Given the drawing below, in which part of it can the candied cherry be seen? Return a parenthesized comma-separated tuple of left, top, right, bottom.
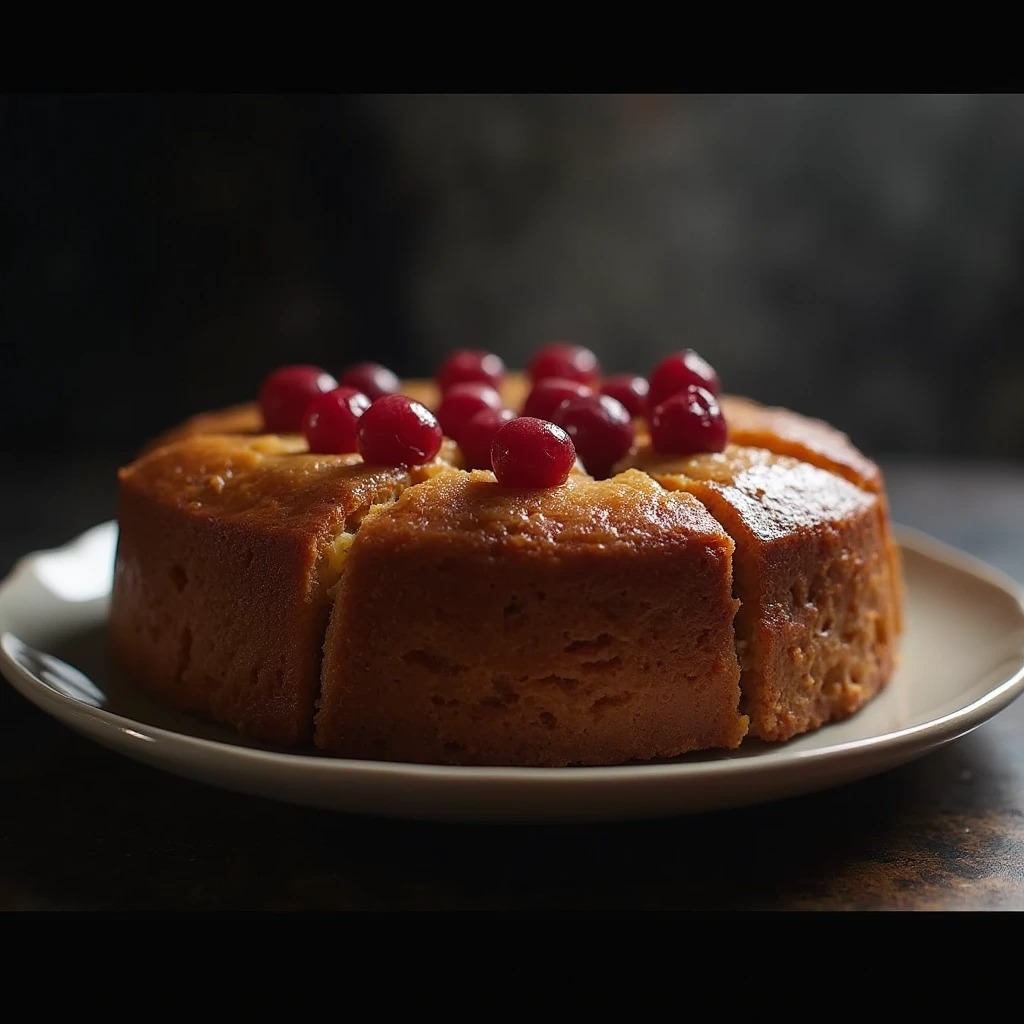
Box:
(340, 360, 401, 401)
(522, 377, 594, 421)
(527, 342, 601, 386)
(259, 364, 339, 433)
(436, 348, 506, 392)
(599, 374, 649, 419)
(435, 381, 505, 442)
(491, 416, 576, 488)
(649, 384, 728, 455)
(551, 393, 635, 480)
(357, 394, 443, 467)
(646, 349, 722, 410)
(458, 406, 516, 470)
(302, 386, 372, 454)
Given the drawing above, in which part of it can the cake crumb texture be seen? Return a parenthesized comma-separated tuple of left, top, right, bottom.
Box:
(315, 469, 746, 766)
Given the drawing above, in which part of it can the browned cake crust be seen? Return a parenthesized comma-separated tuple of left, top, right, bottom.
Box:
(316, 469, 745, 766)
(111, 374, 905, 765)
(111, 434, 446, 745)
(718, 395, 883, 493)
(717, 393, 906, 637)
(618, 445, 900, 741)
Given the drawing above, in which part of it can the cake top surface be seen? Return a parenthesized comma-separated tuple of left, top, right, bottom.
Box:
(719, 394, 881, 493)
(119, 433, 451, 533)
(619, 444, 877, 541)
(143, 376, 878, 497)
(126, 350, 884, 552)
(355, 466, 734, 556)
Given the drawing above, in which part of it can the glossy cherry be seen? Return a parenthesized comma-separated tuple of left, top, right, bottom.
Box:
(434, 381, 505, 442)
(599, 374, 650, 419)
(302, 386, 372, 454)
(258, 364, 339, 433)
(527, 342, 601, 386)
(490, 416, 576, 488)
(356, 394, 443, 467)
(646, 349, 722, 410)
(551, 393, 635, 479)
(522, 377, 594, 421)
(649, 385, 728, 455)
(340, 361, 401, 402)
(458, 406, 516, 470)
(436, 348, 506, 392)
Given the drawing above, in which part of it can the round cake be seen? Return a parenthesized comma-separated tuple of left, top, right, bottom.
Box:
(109, 348, 904, 766)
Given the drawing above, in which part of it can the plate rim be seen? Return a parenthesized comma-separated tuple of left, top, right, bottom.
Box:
(2, 519, 1023, 819)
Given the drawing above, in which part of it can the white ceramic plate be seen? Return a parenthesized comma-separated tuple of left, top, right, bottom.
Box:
(2, 521, 1023, 824)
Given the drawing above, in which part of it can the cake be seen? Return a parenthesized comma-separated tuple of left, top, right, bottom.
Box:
(109, 347, 904, 766)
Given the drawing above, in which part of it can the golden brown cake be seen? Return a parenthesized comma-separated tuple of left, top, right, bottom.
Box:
(111, 433, 454, 746)
(718, 394, 906, 636)
(110, 364, 905, 765)
(316, 468, 746, 766)
(615, 445, 899, 741)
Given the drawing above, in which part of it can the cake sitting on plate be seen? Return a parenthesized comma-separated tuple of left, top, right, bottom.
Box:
(109, 344, 903, 766)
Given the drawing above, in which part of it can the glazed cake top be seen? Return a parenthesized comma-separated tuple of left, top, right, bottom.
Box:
(719, 394, 881, 494)
(143, 374, 880, 499)
(618, 444, 877, 543)
(355, 466, 735, 557)
(119, 433, 436, 537)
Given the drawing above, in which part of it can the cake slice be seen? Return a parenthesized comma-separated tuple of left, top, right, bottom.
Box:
(720, 393, 905, 633)
(619, 444, 900, 742)
(110, 433, 452, 746)
(315, 467, 746, 766)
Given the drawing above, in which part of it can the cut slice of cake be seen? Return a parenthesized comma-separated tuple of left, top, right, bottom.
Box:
(110, 433, 453, 746)
(619, 444, 900, 742)
(720, 393, 905, 634)
(315, 467, 747, 766)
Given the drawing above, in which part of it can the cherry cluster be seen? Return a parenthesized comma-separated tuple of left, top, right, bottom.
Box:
(257, 343, 727, 488)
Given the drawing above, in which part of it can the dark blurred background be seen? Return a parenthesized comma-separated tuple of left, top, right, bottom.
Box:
(4, 93, 1024, 466)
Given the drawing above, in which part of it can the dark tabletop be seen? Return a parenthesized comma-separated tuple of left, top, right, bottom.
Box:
(2, 452, 1023, 912)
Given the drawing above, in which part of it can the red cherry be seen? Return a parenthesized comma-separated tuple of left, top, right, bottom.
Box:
(522, 377, 594, 421)
(434, 381, 505, 442)
(436, 348, 506, 392)
(258, 364, 339, 433)
(458, 406, 516, 470)
(647, 349, 721, 410)
(550, 393, 635, 480)
(302, 386, 372, 454)
(356, 394, 443, 467)
(649, 385, 728, 455)
(527, 342, 601, 386)
(340, 361, 401, 401)
(491, 416, 576, 488)
(599, 374, 650, 419)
